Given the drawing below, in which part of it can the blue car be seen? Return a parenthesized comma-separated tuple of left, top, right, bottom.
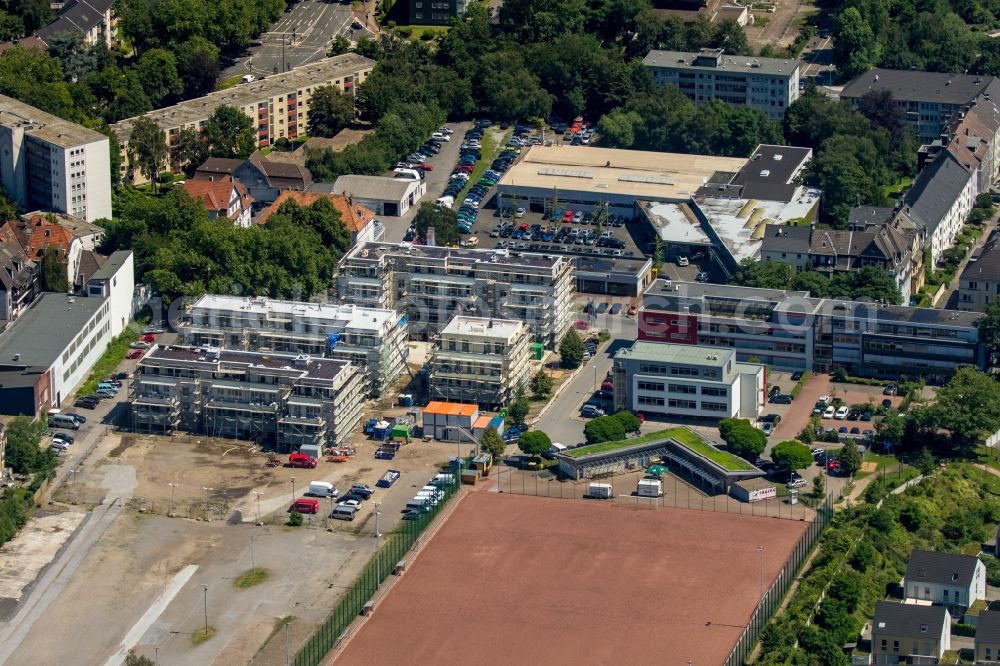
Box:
(542, 230, 554, 241)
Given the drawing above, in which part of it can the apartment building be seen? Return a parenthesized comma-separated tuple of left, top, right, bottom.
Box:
(179, 294, 408, 398)
(181, 176, 254, 227)
(612, 342, 764, 420)
(429, 316, 531, 408)
(338, 243, 576, 348)
(111, 54, 376, 184)
(0, 95, 112, 223)
(841, 69, 999, 143)
(904, 550, 987, 614)
(639, 279, 984, 382)
(871, 601, 951, 665)
(36, 0, 117, 48)
(642, 48, 800, 119)
(408, 0, 468, 25)
(958, 234, 1000, 312)
(129, 345, 364, 450)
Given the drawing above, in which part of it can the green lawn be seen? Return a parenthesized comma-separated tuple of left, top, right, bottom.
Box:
(855, 452, 897, 479)
(882, 176, 913, 201)
(454, 130, 505, 210)
(566, 427, 755, 471)
(217, 75, 244, 91)
(75, 323, 143, 398)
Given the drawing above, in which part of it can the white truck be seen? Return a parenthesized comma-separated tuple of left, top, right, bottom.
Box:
(587, 483, 613, 499)
(637, 478, 663, 498)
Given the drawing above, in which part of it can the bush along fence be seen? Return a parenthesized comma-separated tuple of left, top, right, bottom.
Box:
(723, 493, 835, 666)
(292, 476, 462, 666)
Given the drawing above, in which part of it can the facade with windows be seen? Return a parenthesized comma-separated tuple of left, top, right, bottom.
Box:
(338, 243, 575, 349)
(429, 316, 531, 408)
(0, 95, 112, 223)
(643, 49, 800, 119)
(904, 550, 986, 615)
(111, 54, 375, 184)
(958, 235, 1000, 312)
(179, 294, 408, 398)
(975, 610, 1000, 664)
(129, 345, 364, 449)
(408, 0, 468, 25)
(871, 601, 950, 665)
(612, 342, 764, 420)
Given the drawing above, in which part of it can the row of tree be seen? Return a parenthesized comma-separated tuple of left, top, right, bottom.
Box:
(729, 261, 904, 304)
(0, 0, 50, 41)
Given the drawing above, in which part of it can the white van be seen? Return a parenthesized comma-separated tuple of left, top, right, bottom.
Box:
(393, 168, 421, 181)
(406, 497, 429, 510)
(241, 74, 256, 84)
(330, 505, 357, 521)
(50, 413, 80, 430)
(306, 481, 339, 498)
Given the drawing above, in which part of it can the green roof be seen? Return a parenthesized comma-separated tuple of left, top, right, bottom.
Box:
(565, 427, 755, 472)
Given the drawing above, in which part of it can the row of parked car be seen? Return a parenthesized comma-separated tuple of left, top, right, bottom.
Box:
(72, 371, 128, 410)
(444, 122, 526, 233)
(545, 209, 629, 228)
(402, 473, 455, 520)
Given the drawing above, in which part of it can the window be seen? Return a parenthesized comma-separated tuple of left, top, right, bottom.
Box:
(943, 589, 949, 600)
(701, 387, 727, 397)
(637, 381, 664, 392)
(701, 402, 728, 412)
(668, 399, 697, 409)
(638, 395, 665, 406)
(668, 384, 696, 394)
(986, 647, 992, 660)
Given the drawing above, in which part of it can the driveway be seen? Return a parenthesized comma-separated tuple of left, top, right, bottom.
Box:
(767, 373, 828, 448)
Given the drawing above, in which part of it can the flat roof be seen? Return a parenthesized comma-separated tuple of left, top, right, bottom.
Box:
(640, 201, 712, 245)
(732, 145, 812, 202)
(615, 341, 733, 368)
(145, 345, 351, 380)
(563, 427, 758, 473)
(110, 54, 375, 142)
(0, 94, 107, 148)
(345, 242, 568, 271)
(841, 68, 995, 105)
(441, 315, 524, 340)
(643, 48, 799, 76)
(188, 294, 399, 332)
(331, 174, 417, 200)
(498, 145, 746, 201)
(423, 401, 478, 417)
(0, 293, 104, 368)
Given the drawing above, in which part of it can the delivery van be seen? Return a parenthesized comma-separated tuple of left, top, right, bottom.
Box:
(306, 481, 339, 498)
(288, 498, 319, 514)
(50, 413, 80, 430)
(330, 505, 358, 521)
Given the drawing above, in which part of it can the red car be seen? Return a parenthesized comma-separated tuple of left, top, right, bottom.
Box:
(827, 458, 841, 472)
(459, 165, 474, 173)
(288, 498, 319, 514)
(141, 333, 156, 343)
(574, 320, 589, 331)
(126, 349, 146, 359)
(562, 210, 574, 223)
(601, 379, 614, 391)
(287, 453, 317, 469)
(419, 164, 434, 171)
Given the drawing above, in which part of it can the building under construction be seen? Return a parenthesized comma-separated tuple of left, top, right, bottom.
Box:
(128, 345, 364, 451)
(179, 294, 408, 398)
(337, 243, 575, 348)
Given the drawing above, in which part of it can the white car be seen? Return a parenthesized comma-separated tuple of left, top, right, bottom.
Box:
(816, 395, 831, 406)
(811, 448, 825, 457)
(787, 478, 807, 489)
(823, 406, 836, 419)
(677, 256, 689, 266)
(835, 406, 849, 420)
(431, 132, 450, 142)
(515, 207, 525, 218)
(437, 126, 454, 135)
(337, 499, 361, 509)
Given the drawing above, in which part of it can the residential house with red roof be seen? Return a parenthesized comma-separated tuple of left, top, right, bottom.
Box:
(182, 176, 254, 228)
(257, 191, 384, 243)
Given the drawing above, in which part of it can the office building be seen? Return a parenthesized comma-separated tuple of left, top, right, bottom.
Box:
(958, 233, 1000, 312)
(429, 316, 531, 408)
(408, 0, 468, 25)
(179, 294, 408, 397)
(0, 95, 112, 223)
(129, 345, 364, 449)
(612, 342, 764, 420)
(338, 243, 576, 348)
(0, 250, 134, 415)
(840, 69, 1000, 143)
(111, 54, 376, 184)
(643, 48, 800, 119)
(639, 279, 984, 382)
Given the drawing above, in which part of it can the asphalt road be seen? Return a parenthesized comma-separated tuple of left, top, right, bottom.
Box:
(222, 0, 374, 80)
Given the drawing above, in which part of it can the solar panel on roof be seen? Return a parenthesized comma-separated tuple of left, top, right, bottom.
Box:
(537, 168, 594, 179)
(618, 174, 676, 185)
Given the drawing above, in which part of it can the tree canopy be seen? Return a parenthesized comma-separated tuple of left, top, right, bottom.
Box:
(584, 415, 626, 444)
(480, 427, 506, 459)
(306, 84, 356, 138)
(924, 367, 1000, 449)
(413, 202, 459, 246)
(518, 430, 552, 455)
(730, 260, 903, 304)
(719, 417, 767, 461)
(559, 329, 585, 369)
(771, 440, 813, 471)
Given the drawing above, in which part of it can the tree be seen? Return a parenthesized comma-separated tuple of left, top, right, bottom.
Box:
(518, 430, 552, 456)
(306, 84, 356, 137)
(529, 369, 553, 399)
(876, 410, 905, 446)
(412, 202, 459, 246)
(480, 426, 506, 459)
(172, 127, 208, 177)
(833, 7, 879, 79)
(612, 410, 641, 433)
(175, 37, 220, 97)
(39, 245, 68, 292)
(719, 418, 766, 461)
(559, 329, 584, 369)
(916, 447, 936, 476)
(4, 416, 51, 475)
(204, 105, 255, 159)
(812, 472, 825, 498)
(584, 415, 626, 444)
(124, 651, 155, 666)
(979, 302, 1000, 368)
(133, 48, 183, 105)
(928, 367, 1000, 450)
(771, 440, 813, 471)
(506, 394, 530, 425)
(126, 116, 167, 190)
(838, 442, 862, 476)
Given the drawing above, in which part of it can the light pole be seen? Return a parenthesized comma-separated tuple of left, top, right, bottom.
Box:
(374, 501, 382, 538)
(202, 487, 214, 520)
(201, 584, 209, 635)
(290, 477, 296, 501)
(155, 646, 159, 666)
(250, 535, 256, 577)
(757, 545, 765, 602)
(70, 467, 79, 504)
(168, 482, 178, 515)
(254, 491, 263, 524)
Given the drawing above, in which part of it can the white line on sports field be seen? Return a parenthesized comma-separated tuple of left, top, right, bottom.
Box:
(101, 564, 199, 666)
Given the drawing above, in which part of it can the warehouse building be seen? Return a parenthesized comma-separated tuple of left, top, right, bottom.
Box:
(429, 316, 531, 409)
(179, 294, 409, 397)
(129, 345, 364, 449)
(639, 279, 984, 381)
(338, 243, 575, 348)
(612, 342, 764, 420)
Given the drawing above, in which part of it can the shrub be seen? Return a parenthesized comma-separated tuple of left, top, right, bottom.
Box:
(420, 28, 436, 41)
(287, 511, 303, 527)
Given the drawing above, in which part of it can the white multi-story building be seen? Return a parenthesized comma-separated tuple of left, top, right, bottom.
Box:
(338, 243, 575, 349)
(0, 95, 112, 223)
(180, 295, 409, 398)
(643, 49, 800, 119)
(904, 550, 987, 614)
(129, 345, 364, 449)
(612, 342, 764, 420)
(429, 316, 531, 408)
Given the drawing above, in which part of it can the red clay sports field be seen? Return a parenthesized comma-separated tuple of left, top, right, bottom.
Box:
(333, 492, 808, 665)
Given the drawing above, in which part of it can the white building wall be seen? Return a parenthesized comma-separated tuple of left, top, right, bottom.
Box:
(79, 137, 112, 222)
(51, 300, 113, 405)
(929, 171, 976, 265)
(104, 252, 135, 336)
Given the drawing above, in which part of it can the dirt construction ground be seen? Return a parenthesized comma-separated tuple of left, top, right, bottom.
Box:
(334, 492, 808, 666)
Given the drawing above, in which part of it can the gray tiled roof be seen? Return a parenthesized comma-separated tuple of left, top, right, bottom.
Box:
(873, 601, 948, 640)
(760, 225, 810, 253)
(905, 549, 980, 588)
(961, 234, 1000, 282)
(977, 610, 1000, 643)
(841, 69, 995, 105)
(901, 153, 973, 237)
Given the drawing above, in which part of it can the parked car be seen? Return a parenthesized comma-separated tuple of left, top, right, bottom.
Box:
(609, 303, 622, 315)
(883, 383, 898, 396)
(129, 341, 150, 350)
(791, 371, 804, 381)
(823, 406, 836, 419)
(676, 256, 689, 266)
(835, 406, 849, 419)
(126, 349, 146, 359)
(288, 499, 319, 514)
(787, 477, 807, 489)
(769, 394, 792, 404)
(74, 397, 99, 409)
